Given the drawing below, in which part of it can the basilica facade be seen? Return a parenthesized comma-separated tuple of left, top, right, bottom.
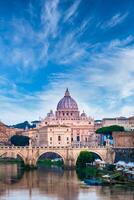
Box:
(34, 89, 98, 147)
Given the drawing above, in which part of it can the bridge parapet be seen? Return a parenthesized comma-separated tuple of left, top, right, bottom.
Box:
(0, 145, 108, 150)
(0, 145, 115, 168)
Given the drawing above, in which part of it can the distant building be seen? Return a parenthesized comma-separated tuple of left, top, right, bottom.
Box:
(21, 89, 134, 148)
(38, 125, 71, 147)
(0, 121, 16, 145)
(102, 116, 134, 131)
(112, 131, 134, 148)
(94, 120, 102, 146)
(128, 116, 134, 130)
(28, 89, 98, 147)
(94, 120, 102, 130)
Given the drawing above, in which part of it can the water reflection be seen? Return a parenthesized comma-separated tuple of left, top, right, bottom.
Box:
(0, 163, 133, 200)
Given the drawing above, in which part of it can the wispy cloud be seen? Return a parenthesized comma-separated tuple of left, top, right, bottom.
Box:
(0, 0, 133, 124)
(107, 35, 134, 49)
(100, 12, 128, 29)
(41, 0, 60, 38)
(64, 0, 81, 22)
(51, 31, 89, 64)
(80, 42, 134, 110)
(1, 37, 134, 124)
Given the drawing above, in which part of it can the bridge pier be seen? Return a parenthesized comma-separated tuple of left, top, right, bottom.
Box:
(64, 158, 76, 169)
(105, 147, 115, 164)
(24, 147, 38, 169)
(24, 158, 37, 169)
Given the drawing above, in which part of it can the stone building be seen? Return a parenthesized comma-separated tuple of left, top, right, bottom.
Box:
(0, 121, 16, 145)
(112, 131, 134, 148)
(102, 116, 134, 131)
(35, 89, 97, 147)
(128, 116, 134, 130)
(38, 125, 71, 147)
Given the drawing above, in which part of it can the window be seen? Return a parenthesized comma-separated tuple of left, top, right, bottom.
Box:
(77, 136, 80, 142)
(71, 137, 73, 142)
(50, 137, 52, 141)
(67, 137, 69, 141)
(58, 135, 61, 141)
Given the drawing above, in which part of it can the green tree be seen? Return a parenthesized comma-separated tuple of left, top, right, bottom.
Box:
(96, 125, 124, 135)
(10, 135, 30, 146)
(76, 151, 94, 168)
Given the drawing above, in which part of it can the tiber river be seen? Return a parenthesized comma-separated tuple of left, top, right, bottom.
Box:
(0, 163, 133, 200)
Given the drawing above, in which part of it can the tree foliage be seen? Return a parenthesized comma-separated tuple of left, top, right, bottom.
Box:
(76, 151, 94, 168)
(10, 135, 30, 146)
(96, 125, 124, 135)
(10, 121, 35, 130)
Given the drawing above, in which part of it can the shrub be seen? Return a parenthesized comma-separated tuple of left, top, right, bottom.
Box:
(10, 135, 30, 146)
(76, 151, 94, 168)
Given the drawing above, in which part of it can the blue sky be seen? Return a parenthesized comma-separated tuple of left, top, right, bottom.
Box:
(0, 0, 134, 124)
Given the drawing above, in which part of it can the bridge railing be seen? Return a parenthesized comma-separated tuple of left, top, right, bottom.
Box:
(0, 145, 108, 150)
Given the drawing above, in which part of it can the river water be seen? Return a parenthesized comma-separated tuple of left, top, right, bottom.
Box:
(0, 163, 133, 200)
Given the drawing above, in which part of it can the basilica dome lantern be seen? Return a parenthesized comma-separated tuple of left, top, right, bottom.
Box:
(56, 88, 80, 120)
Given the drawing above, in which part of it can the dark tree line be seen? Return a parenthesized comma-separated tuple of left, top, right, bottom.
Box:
(10, 135, 30, 146)
(96, 125, 124, 135)
(76, 151, 95, 168)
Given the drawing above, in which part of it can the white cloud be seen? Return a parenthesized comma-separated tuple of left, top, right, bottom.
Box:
(100, 12, 128, 29)
(1, 36, 134, 124)
(41, 0, 60, 38)
(51, 31, 88, 64)
(64, 0, 81, 22)
(108, 35, 134, 49)
(0, 1, 133, 124)
(120, 105, 134, 117)
(91, 49, 134, 94)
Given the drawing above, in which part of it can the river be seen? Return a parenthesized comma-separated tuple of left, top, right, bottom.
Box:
(0, 163, 133, 200)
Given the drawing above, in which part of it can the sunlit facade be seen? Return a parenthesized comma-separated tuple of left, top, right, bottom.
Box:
(0, 122, 16, 145)
(36, 89, 97, 147)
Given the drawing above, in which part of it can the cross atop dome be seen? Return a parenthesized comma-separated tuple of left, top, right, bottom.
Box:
(64, 88, 70, 96)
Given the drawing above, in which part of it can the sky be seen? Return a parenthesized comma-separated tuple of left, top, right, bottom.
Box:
(0, 0, 134, 124)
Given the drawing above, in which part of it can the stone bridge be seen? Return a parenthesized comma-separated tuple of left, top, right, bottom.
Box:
(0, 146, 115, 168)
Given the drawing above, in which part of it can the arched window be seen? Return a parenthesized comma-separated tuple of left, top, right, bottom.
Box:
(58, 135, 61, 141)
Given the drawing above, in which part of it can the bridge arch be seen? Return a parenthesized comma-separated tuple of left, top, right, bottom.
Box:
(0, 150, 26, 164)
(75, 150, 105, 166)
(17, 152, 26, 164)
(35, 151, 65, 166)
